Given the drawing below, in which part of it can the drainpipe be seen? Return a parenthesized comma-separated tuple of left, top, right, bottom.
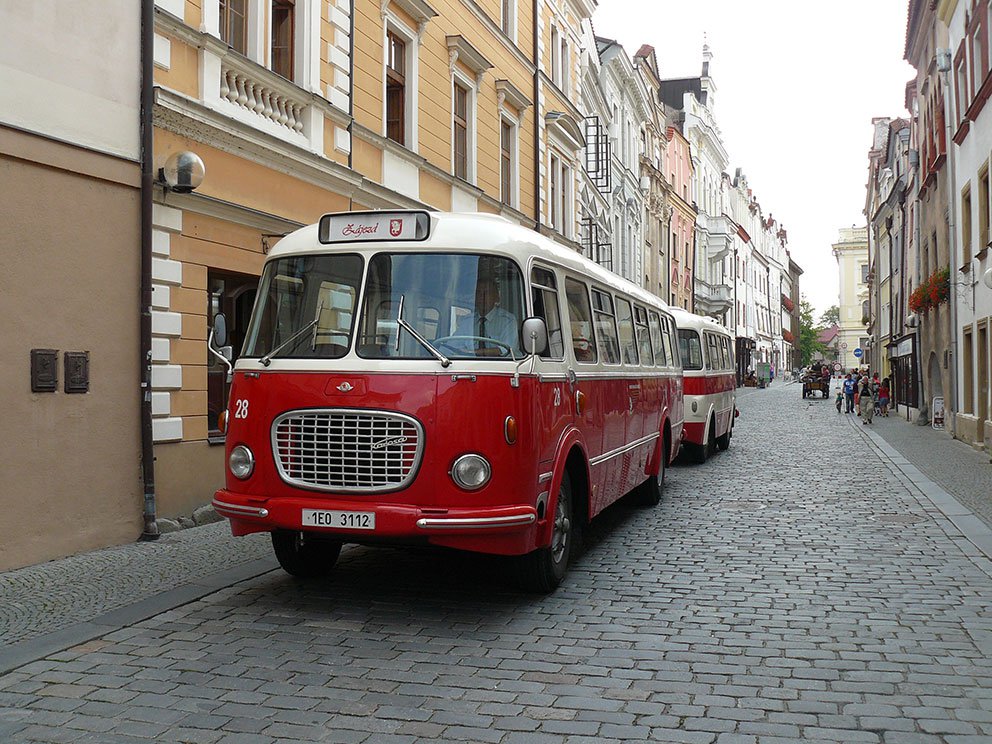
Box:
(532, 0, 541, 233)
(939, 57, 959, 437)
(139, 0, 158, 541)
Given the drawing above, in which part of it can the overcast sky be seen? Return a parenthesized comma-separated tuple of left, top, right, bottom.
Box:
(591, 0, 916, 318)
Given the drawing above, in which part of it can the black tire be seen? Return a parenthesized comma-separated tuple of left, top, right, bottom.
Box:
(271, 530, 342, 578)
(635, 441, 666, 507)
(690, 421, 714, 464)
(715, 421, 731, 451)
(517, 471, 574, 593)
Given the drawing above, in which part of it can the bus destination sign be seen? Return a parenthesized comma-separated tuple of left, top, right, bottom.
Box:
(318, 211, 431, 244)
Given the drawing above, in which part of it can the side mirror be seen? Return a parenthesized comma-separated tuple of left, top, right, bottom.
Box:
(211, 313, 228, 348)
(521, 317, 548, 357)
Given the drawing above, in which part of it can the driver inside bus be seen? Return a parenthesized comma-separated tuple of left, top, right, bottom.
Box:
(456, 276, 519, 355)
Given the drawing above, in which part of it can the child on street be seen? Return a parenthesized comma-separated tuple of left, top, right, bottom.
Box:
(836, 389, 843, 412)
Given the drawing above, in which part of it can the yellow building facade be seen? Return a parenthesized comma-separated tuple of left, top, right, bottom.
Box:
(149, 0, 593, 523)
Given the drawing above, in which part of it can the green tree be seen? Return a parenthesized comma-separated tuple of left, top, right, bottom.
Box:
(819, 305, 839, 326)
(799, 297, 825, 366)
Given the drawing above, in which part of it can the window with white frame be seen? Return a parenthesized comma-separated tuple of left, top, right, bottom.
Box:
(560, 35, 569, 93)
(549, 152, 572, 237)
(551, 25, 560, 86)
(215, 0, 313, 85)
(500, 116, 517, 207)
(501, 0, 515, 40)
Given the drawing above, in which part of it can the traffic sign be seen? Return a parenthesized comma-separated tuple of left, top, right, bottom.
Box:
(833, 363, 841, 371)
(841, 342, 848, 349)
(853, 348, 863, 358)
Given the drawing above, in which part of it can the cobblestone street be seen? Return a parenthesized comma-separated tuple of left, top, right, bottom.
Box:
(2, 382, 992, 743)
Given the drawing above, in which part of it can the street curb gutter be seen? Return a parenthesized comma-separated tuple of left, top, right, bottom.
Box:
(0, 557, 278, 677)
(851, 418, 992, 567)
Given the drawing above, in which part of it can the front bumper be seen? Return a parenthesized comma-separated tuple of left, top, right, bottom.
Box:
(213, 489, 538, 549)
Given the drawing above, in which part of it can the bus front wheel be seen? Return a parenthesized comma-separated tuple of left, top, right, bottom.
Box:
(271, 530, 342, 578)
(517, 471, 573, 593)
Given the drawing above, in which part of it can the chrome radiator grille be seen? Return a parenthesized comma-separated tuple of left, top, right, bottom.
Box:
(272, 409, 423, 492)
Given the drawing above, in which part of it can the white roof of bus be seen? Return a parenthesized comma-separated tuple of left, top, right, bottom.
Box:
(668, 306, 733, 337)
(268, 211, 671, 312)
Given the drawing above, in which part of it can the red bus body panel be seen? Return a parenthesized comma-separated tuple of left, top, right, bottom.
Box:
(215, 366, 682, 557)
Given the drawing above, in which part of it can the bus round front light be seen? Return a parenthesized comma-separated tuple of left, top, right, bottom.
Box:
(229, 445, 255, 480)
(450, 454, 491, 490)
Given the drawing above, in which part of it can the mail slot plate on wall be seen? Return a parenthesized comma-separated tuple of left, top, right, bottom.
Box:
(64, 351, 90, 394)
(31, 349, 58, 392)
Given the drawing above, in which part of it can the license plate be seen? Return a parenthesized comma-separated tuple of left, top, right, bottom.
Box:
(302, 509, 375, 530)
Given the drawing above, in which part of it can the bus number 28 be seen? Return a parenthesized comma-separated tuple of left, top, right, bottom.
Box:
(234, 399, 249, 419)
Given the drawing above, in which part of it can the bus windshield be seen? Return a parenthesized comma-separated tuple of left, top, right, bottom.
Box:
(242, 254, 364, 360)
(357, 253, 524, 360)
(677, 329, 703, 370)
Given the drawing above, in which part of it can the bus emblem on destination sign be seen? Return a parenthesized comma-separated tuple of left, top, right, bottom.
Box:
(372, 436, 408, 450)
(390, 219, 403, 236)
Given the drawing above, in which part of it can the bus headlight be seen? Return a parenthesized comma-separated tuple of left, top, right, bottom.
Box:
(450, 454, 491, 491)
(229, 445, 255, 480)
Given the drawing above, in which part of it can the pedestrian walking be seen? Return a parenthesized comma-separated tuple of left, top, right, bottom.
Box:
(835, 388, 844, 412)
(842, 373, 856, 413)
(859, 375, 875, 424)
(878, 378, 891, 417)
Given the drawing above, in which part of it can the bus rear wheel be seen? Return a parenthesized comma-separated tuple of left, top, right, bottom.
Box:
(635, 449, 666, 507)
(716, 422, 732, 451)
(517, 471, 573, 593)
(271, 530, 342, 578)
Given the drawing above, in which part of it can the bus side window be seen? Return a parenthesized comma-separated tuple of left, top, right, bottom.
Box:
(615, 297, 639, 365)
(724, 337, 734, 370)
(564, 278, 597, 363)
(664, 316, 679, 370)
(648, 311, 667, 367)
(531, 266, 565, 358)
(591, 289, 621, 365)
(706, 333, 721, 371)
(634, 306, 653, 366)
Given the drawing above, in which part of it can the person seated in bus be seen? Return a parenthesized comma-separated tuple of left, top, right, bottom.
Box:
(455, 276, 520, 355)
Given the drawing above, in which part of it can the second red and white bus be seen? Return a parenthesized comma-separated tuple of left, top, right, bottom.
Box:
(670, 308, 737, 463)
(211, 210, 683, 591)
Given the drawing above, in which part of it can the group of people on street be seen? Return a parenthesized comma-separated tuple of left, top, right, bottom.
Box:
(836, 371, 890, 423)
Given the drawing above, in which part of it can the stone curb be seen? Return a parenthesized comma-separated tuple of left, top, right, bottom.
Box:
(847, 414, 992, 569)
(0, 557, 278, 676)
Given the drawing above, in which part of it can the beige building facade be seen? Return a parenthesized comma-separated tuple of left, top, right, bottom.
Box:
(0, 2, 144, 570)
(833, 227, 870, 372)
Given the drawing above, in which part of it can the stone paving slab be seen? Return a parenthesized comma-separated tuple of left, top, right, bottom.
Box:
(1, 383, 992, 742)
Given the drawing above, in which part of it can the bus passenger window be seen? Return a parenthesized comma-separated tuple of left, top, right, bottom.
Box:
(634, 306, 653, 365)
(648, 311, 667, 366)
(706, 334, 721, 371)
(723, 337, 734, 370)
(564, 278, 597, 363)
(531, 266, 565, 358)
(663, 315, 679, 370)
(615, 298, 639, 365)
(591, 289, 621, 365)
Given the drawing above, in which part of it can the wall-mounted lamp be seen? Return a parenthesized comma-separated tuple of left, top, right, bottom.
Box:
(158, 151, 205, 193)
(983, 267, 992, 290)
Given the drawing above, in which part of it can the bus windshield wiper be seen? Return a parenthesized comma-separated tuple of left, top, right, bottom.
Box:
(396, 295, 451, 368)
(260, 301, 323, 367)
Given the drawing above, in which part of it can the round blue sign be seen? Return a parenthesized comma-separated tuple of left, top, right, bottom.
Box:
(853, 348, 863, 358)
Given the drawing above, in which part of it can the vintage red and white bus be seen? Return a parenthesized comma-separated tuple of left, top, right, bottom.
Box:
(670, 307, 737, 463)
(211, 210, 683, 591)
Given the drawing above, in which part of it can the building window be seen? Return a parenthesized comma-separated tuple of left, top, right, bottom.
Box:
(550, 153, 559, 228)
(963, 327, 974, 413)
(271, 0, 294, 80)
(501, 0, 514, 38)
(550, 25, 560, 86)
(500, 118, 514, 206)
(980, 166, 990, 254)
(453, 81, 468, 179)
(860, 263, 869, 283)
(220, 0, 248, 54)
(560, 37, 569, 92)
(386, 30, 406, 145)
(963, 183, 973, 263)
